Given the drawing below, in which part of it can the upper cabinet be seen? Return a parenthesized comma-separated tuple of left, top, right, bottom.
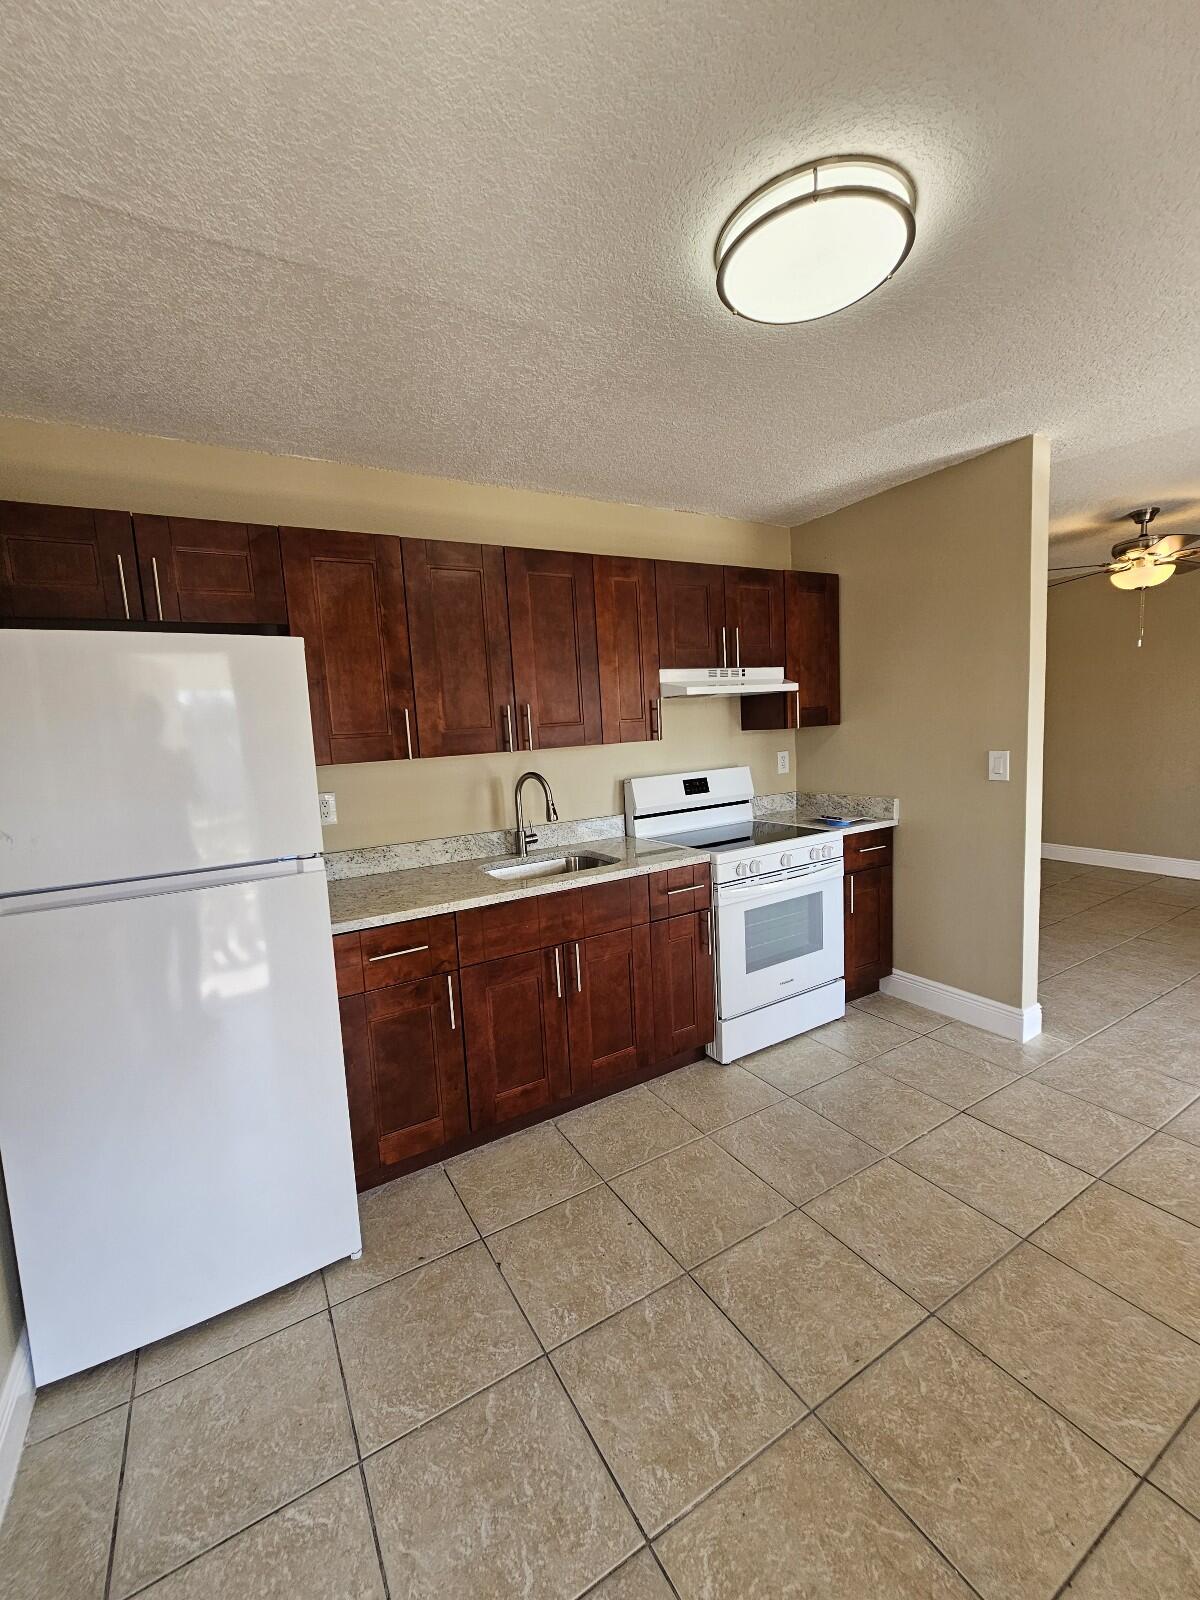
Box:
(655, 560, 726, 668)
(723, 566, 785, 668)
(505, 547, 603, 750)
(280, 527, 417, 766)
(1, 501, 142, 622)
(131, 516, 287, 627)
(403, 539, 516, 756)
(594, 555, 661, 744)
(740, 569, 841, 731)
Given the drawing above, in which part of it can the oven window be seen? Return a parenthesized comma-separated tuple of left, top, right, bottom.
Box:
(743, 891, 824, 974)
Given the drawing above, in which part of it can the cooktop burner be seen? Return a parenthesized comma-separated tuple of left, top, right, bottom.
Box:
(658, 819, 829, 852)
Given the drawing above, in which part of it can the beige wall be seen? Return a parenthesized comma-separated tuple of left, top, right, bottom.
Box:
(1044, 573, 1200, 860)
(791, 437, 1049, 1010)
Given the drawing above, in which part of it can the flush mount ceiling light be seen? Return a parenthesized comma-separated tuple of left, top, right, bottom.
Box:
(715, 156, 917, 325)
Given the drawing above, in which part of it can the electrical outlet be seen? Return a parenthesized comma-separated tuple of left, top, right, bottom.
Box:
(318, 792, 337, 825)
(988, 751, 1010, 782)
(776, 750, 790, 775)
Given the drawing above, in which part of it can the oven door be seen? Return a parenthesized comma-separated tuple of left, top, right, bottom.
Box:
(715, 863, 844, 1020)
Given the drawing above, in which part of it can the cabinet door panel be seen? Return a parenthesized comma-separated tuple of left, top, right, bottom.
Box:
(740, 569, 841, 732)
(1, 501, 142, 621)
(655, 561, 725, 669)
(403, 539, 516, 756)
(567, 925, 653, 1093)
(281, 527, 416, 765)
(366, 974, 468, 1165)
(844, 863, 892, 1001)
(651, 912, 715, 1060)
(505, 548, 602, 749)
(132, 516, 287, 625)
(456, 891, 584, 966)
(648, 863, 711, 921)
(461, 949, 571, 1127)
(724, 567, 785, 669)
(339, 993, 378, 1181)
(595, 555, 660, 743)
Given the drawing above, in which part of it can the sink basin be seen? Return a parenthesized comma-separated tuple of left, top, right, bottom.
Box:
(485, 852, 616, 881)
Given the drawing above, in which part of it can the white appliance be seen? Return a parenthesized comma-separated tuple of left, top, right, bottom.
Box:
(625, 766, 845, 1063)
(0, 630, 361, 1385)
(658, 666, 799, 698)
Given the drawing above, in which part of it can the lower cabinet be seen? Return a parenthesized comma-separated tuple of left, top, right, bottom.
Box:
(843, 831, 894, 1000)
(567, 925, 654, 1094)
(459, 948, 571, 1129)
(651, 911, 716, 1060)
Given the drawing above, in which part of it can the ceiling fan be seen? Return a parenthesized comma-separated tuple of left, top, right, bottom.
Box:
(1049, 506, 1200, 590)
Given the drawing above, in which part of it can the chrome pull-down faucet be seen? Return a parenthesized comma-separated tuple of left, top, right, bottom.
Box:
(514, 771, 558, 857)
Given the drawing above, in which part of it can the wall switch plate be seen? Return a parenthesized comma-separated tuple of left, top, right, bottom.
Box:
(776, 750, 790, 775)
(318, 792, 337, 825)
(988, 751, 1010, 781)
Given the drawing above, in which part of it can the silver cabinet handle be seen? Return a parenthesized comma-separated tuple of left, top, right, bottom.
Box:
(664, 885, 697, 896)
(151, 555, 163, 620)
(648, 696, 658, 741)
(574, 941, 582, 993)
(553, 945, 563, 999)
(708, 908, 713, 952)
(523, 703, 535, 749)
(116, 554, 131, 620)
(794, 689, 800, 729)
(849, 876, 855, 914)
(734, 626, 741, 667)
(446, 974, 456, 1030)
(720, 626, 727, 667)
(655, 696, 664, 740)
(403, 706, 413, 760)
(858, 844, 888, 852)
(503, 704, 514, 751)
(367, 943, 429, 962)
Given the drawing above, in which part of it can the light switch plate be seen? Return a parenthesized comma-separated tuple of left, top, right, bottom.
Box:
(776, 750, 790, 775)
(318, 792, 337, 825)
(988, 751, 1010, 781)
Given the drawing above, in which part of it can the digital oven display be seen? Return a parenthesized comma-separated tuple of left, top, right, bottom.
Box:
(682, 777, 710, 796)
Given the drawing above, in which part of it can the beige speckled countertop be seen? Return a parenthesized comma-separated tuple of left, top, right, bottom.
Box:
(327, 836, 706, 934)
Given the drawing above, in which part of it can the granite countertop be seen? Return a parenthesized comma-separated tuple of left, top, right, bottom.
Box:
(327, 836, 706, 935)
(778, 812, 898, 837)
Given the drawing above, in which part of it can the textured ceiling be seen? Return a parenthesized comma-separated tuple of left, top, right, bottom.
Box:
(2, 0, 1199, 572)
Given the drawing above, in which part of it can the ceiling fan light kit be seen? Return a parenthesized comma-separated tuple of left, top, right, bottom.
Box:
(715, 156, 916, 325)
(1048, 506, 1200, 646)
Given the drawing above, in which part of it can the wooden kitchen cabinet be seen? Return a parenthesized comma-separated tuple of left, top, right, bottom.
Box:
(566, 925, 654, 1093)
(647, 862, 711, 921)
(504, 547, 603, 750)
(403, 539, 517, 756)
(1, 501, 143, 622)
(843, 830, 893, 1001)
(651, 910, 715, 1059)
(131, 516, 287, 626)
(460, 947, 572, 1128)
(723, 566, 785, 669)
(741, 570, 841, 732)
(655, 559, 726, 668)
(594, 554, 661, 743)
(280, 527, 417, 766)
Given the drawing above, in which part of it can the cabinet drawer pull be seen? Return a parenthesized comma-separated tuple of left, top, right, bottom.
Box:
(447, 974, 456, 1030)
(116, 554, 131, 620)
(849, 876, 855, 914)
(574, 941, 582, 993)
(858, 844, 888, 852)
(553, 946, 563, 1000)
(664, 885, 697, 896)
(367, 943, 430, 962)
(151, 555, 164, 620)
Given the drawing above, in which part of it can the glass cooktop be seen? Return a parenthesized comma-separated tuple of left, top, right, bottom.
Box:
(657, 819, 828, 853)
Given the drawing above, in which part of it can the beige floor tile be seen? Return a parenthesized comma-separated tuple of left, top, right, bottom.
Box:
(895, 1115, 1091, 1234)
(324, 1165, 478, 1303)
(1165, 1099, 1200, 1147)
(111, 1316, 355, 1597)
(645, 1059, 782, 1131)
(930, 1020, 1075, 1073)
(695, 1211, 924, 1405)
(0, 1407, 126, 1600)
(556, 1085, 698, 1178)
(610, 1137, 791, 1267)
(1071, 1006, 1200, 1085)
(808, 1011, 918, 1062)
(585, 1549, 673, 1599)
(1122, 878, 1200, 909)
(739, 1032, 855, 1094)
(798, 1064, 956, 1152)
(1064, 1485, 1200, 1600)
(1060, 897, 1183, 939)
(969, 1077, 1151, 1175)
(1037, 985, 1140, 1039)
(136, 1471, 385, 1599)
(851, 991, 946, 1033)
(1040, 881, 1127, 921)
(365, 1360, 639, 1600)
(655, 1416, 972, 1599)
(873, 1034, 1016, 1108)
(488, 1185, 680, 1346)
(804, 1159, 1018, 1308)
(940, 1245, 1200, 1469)
(447, 1121, 600, 1233)
(1074, 866, 1163, 890)
(1137, 922, 1200, 961)
(1106, 1133, 1200, 1225)
(712, 1098, 878, 1206)
(820, 1320, 1134, 1600)
(551, 1277, 803, 1535)
(1151, 1408, 1200, 1519)
(333, 1242, 540, 1453)
(1043, 952, 1193, 1016)
(1041, 860, 1090, 885)
(1039, 924, 1118, 978)
(137, 1274, 327, 1393)
(1034, 1184, 1200, 1341)
(26, 1352, 134, 1445)
(1034, 1051, 1200, 1126)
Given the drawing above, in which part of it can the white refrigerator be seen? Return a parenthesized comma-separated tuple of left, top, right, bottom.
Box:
(0, 629, 361, 1385)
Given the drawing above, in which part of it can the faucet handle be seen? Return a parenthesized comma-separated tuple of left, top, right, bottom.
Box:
(524, 824, 538, 849)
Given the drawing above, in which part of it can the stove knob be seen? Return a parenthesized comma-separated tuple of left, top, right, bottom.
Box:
(735, 861, 749, 878)
(809, 846, 820, 861)
(749, 859, 763, 875)
(780, 852, 793, 868)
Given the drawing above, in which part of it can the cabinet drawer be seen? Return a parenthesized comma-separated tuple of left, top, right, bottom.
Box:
(333, 932, 365, 997)
(359, 914, 458, 987)
(579, 873, 649, 935)
(456, 890, 584, 966)
(844, 830, 894, 871)
(648, 862, 712, 920)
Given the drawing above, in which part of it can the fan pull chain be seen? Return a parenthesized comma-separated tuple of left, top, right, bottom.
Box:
(1138, 586, 1145, 647)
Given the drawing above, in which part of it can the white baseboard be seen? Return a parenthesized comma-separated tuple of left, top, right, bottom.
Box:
(0, 1328, 34, 1526)
(881, 971, 1042, 1042)
(1042, 843, 1200, 880)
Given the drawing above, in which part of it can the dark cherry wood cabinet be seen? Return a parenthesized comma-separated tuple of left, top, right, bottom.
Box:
(403, 539, 516, 756)
(280, 527, 417, 766)
(504, 547, 603, 750)
(742, 570, 841, 732)
(648, 862, 712, 922)
(594, 555, 661, 743)
(723, 566, 785, 669)
(651, 910, 715, 1060)
(566, 924, 654, 1093)
(843, 830, 894, 1000)
(460, 947, 572, 1128)
(1, 501, 142, 622)
(131, 516, 287, 626)
(655, 560, 727, 668)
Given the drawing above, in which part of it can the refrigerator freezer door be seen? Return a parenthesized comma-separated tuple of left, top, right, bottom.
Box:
(0, 630, 323, 895)
(0, 865, 360, 1384)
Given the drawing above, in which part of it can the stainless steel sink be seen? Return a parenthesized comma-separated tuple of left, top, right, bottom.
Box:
(484, 852, 617, 881)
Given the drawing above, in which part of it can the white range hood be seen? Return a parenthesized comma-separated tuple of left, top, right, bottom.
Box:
(658, 667, 798, 698)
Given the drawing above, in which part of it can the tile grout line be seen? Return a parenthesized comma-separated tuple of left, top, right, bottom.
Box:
(101, 1347, 137, 1600)
(325, 1303, 393, 1600)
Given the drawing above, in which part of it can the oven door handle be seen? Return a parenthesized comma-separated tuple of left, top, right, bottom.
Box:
(716, 865, 843, 904)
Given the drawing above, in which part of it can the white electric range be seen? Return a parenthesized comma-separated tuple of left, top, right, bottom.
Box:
(625, 766, 846, 1063)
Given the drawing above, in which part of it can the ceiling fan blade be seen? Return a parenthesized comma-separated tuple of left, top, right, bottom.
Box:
(1048, 562, 1110, 572)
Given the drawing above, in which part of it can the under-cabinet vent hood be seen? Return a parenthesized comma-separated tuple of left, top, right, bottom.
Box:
(658, 667, 798, 698)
